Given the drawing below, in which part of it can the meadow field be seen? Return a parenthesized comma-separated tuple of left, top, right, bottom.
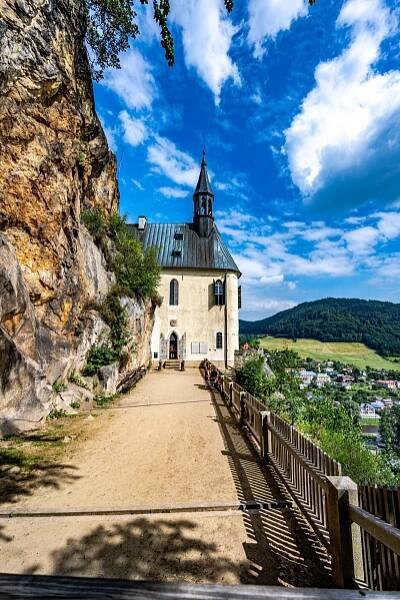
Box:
(259, 337, 400, 371)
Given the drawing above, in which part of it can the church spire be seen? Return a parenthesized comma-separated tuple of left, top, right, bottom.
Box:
(194, 149, 214, 196)
(193, 150, 214, 237)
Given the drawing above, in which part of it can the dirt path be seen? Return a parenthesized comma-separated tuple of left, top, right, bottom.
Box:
(0, 368, 332, 586)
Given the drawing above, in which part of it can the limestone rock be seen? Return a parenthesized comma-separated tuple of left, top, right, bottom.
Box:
(0, 0, 154, 434)
(98, 363, 119, 396)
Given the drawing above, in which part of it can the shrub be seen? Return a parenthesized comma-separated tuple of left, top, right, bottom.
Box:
(52, 380, 67, 393)
(236, 355, 268, 399)
(99, 291, 131, 354)
(70, 401, 80, 410)
(48, 407, 67, 420)
(81, 209, 160, 300)
(83, 344, 118, 376)
(94, 394, 117, 407)
(81, 207, 106, 243)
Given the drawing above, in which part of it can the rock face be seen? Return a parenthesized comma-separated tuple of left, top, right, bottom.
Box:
(0, 0, 153, 434)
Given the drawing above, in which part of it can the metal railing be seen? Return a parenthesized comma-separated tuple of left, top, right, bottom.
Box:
(203, 359, 400, 591)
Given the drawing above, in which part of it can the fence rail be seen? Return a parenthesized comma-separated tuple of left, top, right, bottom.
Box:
(203, 359, 400, 592)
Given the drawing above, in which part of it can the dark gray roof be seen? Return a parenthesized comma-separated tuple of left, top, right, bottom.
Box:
(128, 223, 240, 275)
(194, 155, 214, 196)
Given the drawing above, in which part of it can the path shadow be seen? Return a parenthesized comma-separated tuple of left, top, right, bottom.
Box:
(207, 382, 332, 588)
(0, 450, 80, 506)
(25, 517, 248, 584)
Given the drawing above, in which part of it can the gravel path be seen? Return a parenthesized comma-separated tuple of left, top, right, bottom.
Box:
(0, 368, 332, 586)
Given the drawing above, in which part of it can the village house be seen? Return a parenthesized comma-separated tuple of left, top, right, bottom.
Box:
(131, 153, 241, 368)
(315, 373, 331, 388)
(360, 403, 377, 418)
(375, 380, 398, 391)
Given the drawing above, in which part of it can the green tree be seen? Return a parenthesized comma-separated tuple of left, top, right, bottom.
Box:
(84, 0, 234, 80)
(236, 355, 268, 399)
(380, 405, 400, 454)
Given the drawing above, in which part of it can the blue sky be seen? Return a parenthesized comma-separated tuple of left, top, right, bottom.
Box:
(94, 0, 400, 320)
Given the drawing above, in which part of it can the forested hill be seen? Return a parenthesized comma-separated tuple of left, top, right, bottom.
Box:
(240, 298, 400, 356)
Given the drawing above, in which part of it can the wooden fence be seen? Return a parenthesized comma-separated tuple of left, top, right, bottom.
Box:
(203, 360, 400, 592)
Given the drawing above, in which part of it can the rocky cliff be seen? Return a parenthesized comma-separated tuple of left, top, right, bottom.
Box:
(0, 0, 154, 434)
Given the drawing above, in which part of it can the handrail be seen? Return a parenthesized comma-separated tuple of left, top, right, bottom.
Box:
(348, 504, 400, 556)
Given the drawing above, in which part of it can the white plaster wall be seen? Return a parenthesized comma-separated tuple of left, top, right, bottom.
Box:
(150, 269, 239, 366)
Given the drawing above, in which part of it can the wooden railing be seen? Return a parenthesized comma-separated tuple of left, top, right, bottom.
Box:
(203, 360, 400, 592)
(357, 485, 400, 590)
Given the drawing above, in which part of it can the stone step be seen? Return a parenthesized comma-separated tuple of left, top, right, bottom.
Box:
(164, 360, 181, 370)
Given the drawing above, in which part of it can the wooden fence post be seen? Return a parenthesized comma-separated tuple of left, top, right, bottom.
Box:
(229, 382, 233, 407)
(260, 411, 271, 463)
(239, 391, 246, 425)
(325, 476, 364, 589)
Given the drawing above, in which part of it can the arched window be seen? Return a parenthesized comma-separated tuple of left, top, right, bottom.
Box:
(214, 279, 224, 306)
(216, 332, 223, 349)
(169, 279, 179, 305)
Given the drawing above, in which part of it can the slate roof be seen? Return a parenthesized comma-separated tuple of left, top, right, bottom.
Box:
(194, 154, 214, 196)
(128, 222, 240, 275)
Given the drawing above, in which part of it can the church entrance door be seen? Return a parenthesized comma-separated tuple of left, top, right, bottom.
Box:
(169, 332, 178, 359)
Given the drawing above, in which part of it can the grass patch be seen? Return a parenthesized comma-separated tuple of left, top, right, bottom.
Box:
(259, 337, 400, 371)
(94, 394, 118, 407)
(360, 417, 380, 427)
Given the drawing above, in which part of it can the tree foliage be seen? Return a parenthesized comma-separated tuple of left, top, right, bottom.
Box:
(81, 208, 160, 301)
(84, 0, 234, 80)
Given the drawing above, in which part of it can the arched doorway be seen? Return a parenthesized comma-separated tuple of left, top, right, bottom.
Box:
(169, 332, 178, 359)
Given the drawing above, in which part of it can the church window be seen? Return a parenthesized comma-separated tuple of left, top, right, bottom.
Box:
(216, 332, 223, 349)
(238, 285, 242, 309)
(169, 279, 179, 305)
(214, 279, 224, 305)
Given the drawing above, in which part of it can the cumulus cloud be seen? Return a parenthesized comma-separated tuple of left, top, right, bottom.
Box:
(102, 49, 156, 110)
(158, 186, 189, 199)
(247, 0, 308, 57)
(119, 110, 148, 146)
(285, 0, 400, 208)
(170, 0, 240, 103)
(147, 137, 199, 187)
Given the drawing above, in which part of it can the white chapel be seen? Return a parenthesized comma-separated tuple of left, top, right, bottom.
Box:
(131, 152, 241, 368)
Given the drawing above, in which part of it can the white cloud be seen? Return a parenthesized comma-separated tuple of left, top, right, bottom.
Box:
(102, 49, 156, 110)
(170, 0, 240, 104)
(119, 110, 148, 146)
(158, 186, 189, 199)
(285, 0, 400, 207)
(147, 136, 199, 187)
(132, 179, 145, 191)
(247, 0, 308, 57)
(241, 297, 297, 320)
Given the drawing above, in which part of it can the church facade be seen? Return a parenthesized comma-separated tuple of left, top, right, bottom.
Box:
(132, 154, 241, 368)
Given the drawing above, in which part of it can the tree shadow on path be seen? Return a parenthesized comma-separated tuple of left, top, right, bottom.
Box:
(0, 447, 80, 506)
(25, 517, 249, 584)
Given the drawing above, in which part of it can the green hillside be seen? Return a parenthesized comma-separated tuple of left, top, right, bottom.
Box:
(259, 337, 400, 371)
(240, 298, 400, 356)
